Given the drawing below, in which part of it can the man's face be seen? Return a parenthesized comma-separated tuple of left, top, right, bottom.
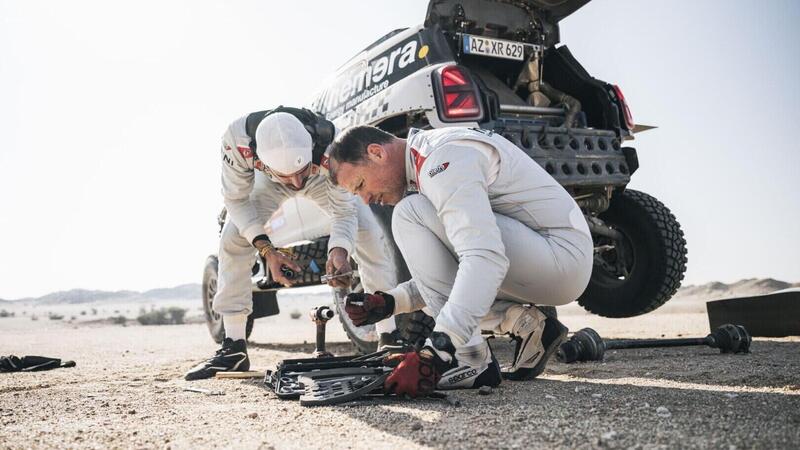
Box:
(334, 144, 406, 206)
(267, 163, 313, 191)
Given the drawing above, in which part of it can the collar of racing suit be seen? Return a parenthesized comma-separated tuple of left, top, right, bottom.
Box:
(404, 128, 424, 193)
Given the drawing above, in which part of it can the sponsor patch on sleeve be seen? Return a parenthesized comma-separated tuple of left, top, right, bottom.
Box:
(237, 146, 253, 159)
(427, 162, 449, 178)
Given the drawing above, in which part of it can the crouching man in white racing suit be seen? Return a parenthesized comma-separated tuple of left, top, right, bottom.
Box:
(329, 126, 593, 397)
(185, 110, 398, 381)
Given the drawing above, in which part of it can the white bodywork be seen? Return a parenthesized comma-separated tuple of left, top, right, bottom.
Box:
(309, 25, 479, 131)
(270, 25, 486, 245)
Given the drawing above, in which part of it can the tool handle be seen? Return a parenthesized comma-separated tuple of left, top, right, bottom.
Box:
(316, 323, 326, 353)
(320, 271, 354, 284)
(604, 337, 708, 350)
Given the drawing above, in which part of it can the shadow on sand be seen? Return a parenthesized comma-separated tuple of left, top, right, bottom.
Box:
(251, 339, 800, 448)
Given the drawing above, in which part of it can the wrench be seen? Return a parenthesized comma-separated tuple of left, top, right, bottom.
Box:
(320, 271, 354, 284)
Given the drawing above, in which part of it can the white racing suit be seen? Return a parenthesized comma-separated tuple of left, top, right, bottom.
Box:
(216, 115, 397, 335)
(385, 127, 594, 349)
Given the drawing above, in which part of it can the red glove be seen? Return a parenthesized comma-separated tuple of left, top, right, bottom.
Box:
(344, 291, 395, 326)
(383, 332, 458, 397)
(383, 351, 439, 398)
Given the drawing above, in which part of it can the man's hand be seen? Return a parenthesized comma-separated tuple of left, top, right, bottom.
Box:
(257, 242, 302, 287)
(383, 351, 438, 397)
(383, 332, 456, 398)
(344, 292, 395, 326)
(325, 247, 352, 289)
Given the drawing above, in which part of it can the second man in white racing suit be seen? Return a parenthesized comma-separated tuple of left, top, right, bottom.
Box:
(185, 110, 398, 381)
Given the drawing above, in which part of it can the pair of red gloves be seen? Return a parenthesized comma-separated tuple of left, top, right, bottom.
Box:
(345, 292, 455, 397)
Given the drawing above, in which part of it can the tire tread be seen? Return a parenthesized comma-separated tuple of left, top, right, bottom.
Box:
(578, 189, 688, 317)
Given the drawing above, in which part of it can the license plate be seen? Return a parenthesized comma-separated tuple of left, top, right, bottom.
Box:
(462, 34, 525, 61)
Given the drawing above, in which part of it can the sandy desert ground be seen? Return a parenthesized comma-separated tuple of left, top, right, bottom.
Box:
(1, 287, 798, 449)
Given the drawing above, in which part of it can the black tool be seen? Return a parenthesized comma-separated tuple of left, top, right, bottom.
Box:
(557, 323, 752, 363)
(298, 369, 391, 406)
(310, 306, 335, 358)
(264, 351, 389, 400)
(264, 350, 460, 407)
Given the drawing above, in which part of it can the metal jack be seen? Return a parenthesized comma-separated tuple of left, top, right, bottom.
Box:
(310, 306, 335, 358)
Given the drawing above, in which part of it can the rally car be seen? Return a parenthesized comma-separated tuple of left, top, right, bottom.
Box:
(202, 0, 688, 353)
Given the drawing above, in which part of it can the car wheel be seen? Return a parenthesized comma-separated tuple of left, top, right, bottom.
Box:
(578, 189, 688, 317)
(333, 276, 379, 354)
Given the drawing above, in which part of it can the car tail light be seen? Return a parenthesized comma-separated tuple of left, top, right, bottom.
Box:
(612, 85, 635, 130)
(433, 65, 483, 121)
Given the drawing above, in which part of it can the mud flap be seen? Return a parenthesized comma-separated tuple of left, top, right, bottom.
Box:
(706, 291, 800, 337)
(250, 290, 280, 319)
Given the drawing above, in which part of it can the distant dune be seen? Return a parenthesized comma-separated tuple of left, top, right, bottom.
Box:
(3, 284, 201, 305)
(676, 278, 799, 301)
(1, 278, 798, 306)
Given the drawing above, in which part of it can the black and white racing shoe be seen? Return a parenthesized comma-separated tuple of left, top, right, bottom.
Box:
(437, 346, 502, 390)
(502, 306, 568, 381)
(184, 338, 250, 381)
(427, 332, 502, 390)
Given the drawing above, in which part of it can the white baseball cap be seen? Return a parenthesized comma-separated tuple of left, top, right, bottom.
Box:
(255, 112, 313, 174)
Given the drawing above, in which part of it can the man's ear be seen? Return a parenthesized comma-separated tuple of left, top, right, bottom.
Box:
(366, 143, 385, 163)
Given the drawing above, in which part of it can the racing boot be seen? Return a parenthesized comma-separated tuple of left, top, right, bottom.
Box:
(501, 305, 568, 381)
(428, 333, 502, 390)
(184, 338, 250, 381)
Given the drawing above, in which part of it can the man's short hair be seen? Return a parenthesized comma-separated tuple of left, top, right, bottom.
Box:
(329, 126, 396, 184)
(330, 126, 395, 164)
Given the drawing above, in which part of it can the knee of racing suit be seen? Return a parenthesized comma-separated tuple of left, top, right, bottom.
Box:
(219, 221, 256, 256)
(214, 221, 257, 317)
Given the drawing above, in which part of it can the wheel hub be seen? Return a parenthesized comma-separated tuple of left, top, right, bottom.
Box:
(594, 226, 635, 283)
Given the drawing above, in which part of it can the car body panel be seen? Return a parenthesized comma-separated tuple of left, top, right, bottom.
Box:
(310, 25, 484, 130)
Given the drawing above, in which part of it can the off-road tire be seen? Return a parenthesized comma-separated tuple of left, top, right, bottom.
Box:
(578, 189, 687, 317)
(333, 279, 379, 355)
(202, 255, 254, 344)
(266, 235, 388, 355)
(333, 287, 438, 354)
(396, 311, 436, 347)
(332, 204, 422, 354)
(277, 238, 380, 354)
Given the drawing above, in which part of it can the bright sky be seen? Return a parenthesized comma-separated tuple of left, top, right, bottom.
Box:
(1, 0, 798, 299)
